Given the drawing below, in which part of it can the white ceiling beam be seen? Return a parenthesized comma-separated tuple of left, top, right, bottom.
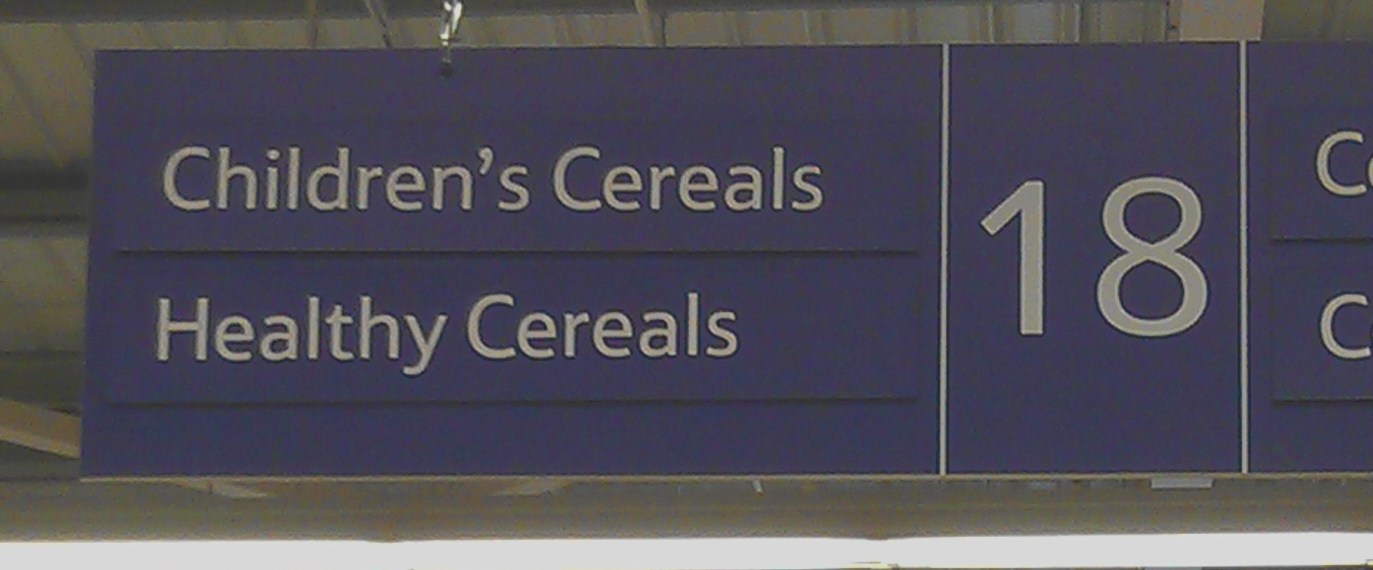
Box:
(0, 398, 78, 458)
(0, 398, 268, 499)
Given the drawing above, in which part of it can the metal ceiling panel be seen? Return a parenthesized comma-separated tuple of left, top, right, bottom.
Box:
(0, 23, 89, 166)
(0, 311, 80, 354)
(0, 53, 53, 164)
(546, 15, 577, 46)
(141, 21, 244, 49)
(828, 8, 908, 44)
(478, 15, 562, 47)
(576, 13, 644, 46)
(1002, 2, 1063, 42)
(0, 237, 83, 353)
(0, 0, 633, 22)
(463, 17, 507, 47)
(0, 352, 82, 410)
(663, 11, 734, 46)
(0, 0, 1182, 24)
(41, 304, 82, 352)
(231, 19, 312, 48)
(68, 21, 155, 66)
(0, 309, 55, 352)
(0, 239, 80, 306)
(1095, 0, 1166, 42)
(913, 5, 980, 43)
(1262, 0, 1322, 40)
(69, 22, 152, 50)
(318, 17, 388, 49)
(391, 17, 440, 48)
(0, 441, 75, 479)
(1329, 0, 1373, 41)
(733, 10, 812, 45)
(726, 12, 760, 45)
(43, 237, 85, 294)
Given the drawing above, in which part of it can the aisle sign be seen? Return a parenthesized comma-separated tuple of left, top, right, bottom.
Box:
(85, 48, 941, 477)
(83, 43, 1373, 479)
(1251, 43, 1373, 472)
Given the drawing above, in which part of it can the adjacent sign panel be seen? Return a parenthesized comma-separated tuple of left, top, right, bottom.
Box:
(1250, 43, 1373, 472)
(85, 43, 1373, 479)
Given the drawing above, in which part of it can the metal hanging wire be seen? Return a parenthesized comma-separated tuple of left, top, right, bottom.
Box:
(439, 0, 464, 76)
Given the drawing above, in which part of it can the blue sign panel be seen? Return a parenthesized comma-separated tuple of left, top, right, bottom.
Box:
(84, 43, 1373, 479)
(1269, 265, 1373, 401)
(94, 255, 922, 404)
(947, 44, 1241, 474)
(84, 47, 942, 477)
(1250, 43, 1373, 472)
(1266, 109, 1373, 240)
(97, 50, 926, 252)
(81, 402, 928, 477)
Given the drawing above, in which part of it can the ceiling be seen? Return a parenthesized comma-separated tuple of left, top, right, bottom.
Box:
(4, 0, 1373, 542)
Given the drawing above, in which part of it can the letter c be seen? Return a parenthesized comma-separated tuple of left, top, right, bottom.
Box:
(468, 293, 516, 360)
(1316, 130, 1367, 197)
(1321, 292, 1371, 360)
(552, 145, 602, 212)
(163, 146, 211, 211)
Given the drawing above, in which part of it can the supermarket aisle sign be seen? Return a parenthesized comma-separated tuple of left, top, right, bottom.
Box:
(83, 44, 1373, 478)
